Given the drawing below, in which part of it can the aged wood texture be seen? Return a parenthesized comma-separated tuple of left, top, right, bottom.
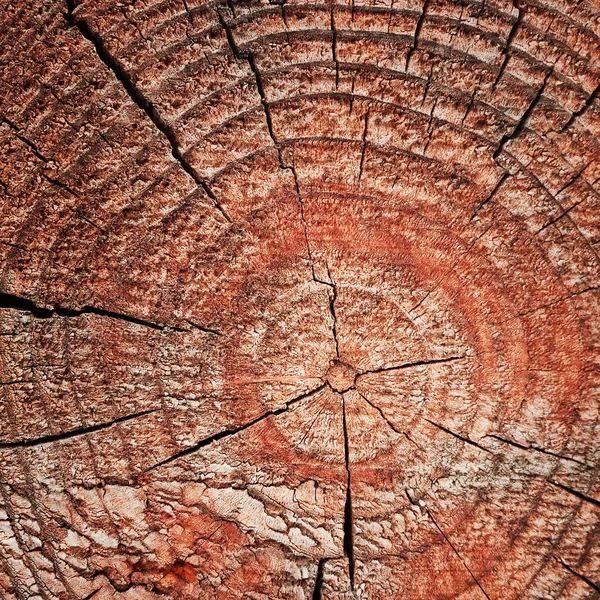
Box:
(1, 0, 600, 598)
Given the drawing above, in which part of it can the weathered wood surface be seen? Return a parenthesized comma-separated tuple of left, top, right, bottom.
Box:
(1, 0, 600, 598)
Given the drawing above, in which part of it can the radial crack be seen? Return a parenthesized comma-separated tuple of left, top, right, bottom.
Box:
(425, 419, 493, 454)
(414, 221, 495, 314)
(216, 9, 323, 288)
(487, 434, 591, 468)
(427, 510, 492, 600)
(217, 4, 286, 169)
(1, 115, 50, 163)
(186, 320, 223, 336)
(357, 391, 402, 435)
(287, 160, 326, 287)
(64, 0, 231, 223)
(560, 81, 600, 132)
(0, 409, 158, 449)
(358, 355, 465, 377)
(358, 391, 425, 453)
(357, 110, 369, 183)
(492, 0, 523, 90)
(535, 201, 581, 235)
(499, 286, 600, 322)
(312, 559, 326, 600)
(331, 8, 339, 87)
(142, 383, 327, 472)
(493, 66, 553, 159)
(0, 292, 199, 333)
(548, 481, 600, 508)
(341, 396, 355, 588)
(327, 268, 340, 357)
(469, 173, 509, 222)
(405, 0, 431, 71)
(554, 556, 600, 593)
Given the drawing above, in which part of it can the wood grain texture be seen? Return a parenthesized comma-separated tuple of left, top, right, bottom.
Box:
(0, 0, 599, 598)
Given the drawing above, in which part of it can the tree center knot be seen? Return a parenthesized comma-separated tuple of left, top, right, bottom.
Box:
(326, 360, 357, 393)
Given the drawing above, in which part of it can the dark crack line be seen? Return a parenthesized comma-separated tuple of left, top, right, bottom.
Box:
(425, 418, 493, 454)
(312, 558, 325, 600)
(186, 320, 223, 336)
(358, 355, 465, 377)
(498, 286, 600, 324)
(64, 0, 231, 223)
(68, 206, 106, 233)
(217, 4, 285, 167)
(469, 173, 509, 222)
(560, 81, 600, 132)
(142, 383, 327, 473)
(1, 115, 51, 163)
(217, 7, 325, 290)
(535, 200, 582, 235)
(215, 8, 324, 290)
(410, 222, 494, 314)
(181, 0, 196, 27)
(460, 86, 478, 129)
(297, 407, 326, 448)
(493, 66, 553, 159)
(0, 409, 157, 450)
(41, 172, 79, 198)
(357, 391, 425, 453)
(327, 266, 340, 357)
(0, 240, 25, 251)
(331, 8, 339, 88)
(492, 0, 523, 90)
(357, 391, 402, 435)
(0, 292, 194, 332)
(553, 159, 593, 197)
(427, 510, 492, 600)
(341, 396, 355, 589)
(487, 434, 591, 468)
(422, 97, 438, 156)
(554, 556, 600, 593)
(357, 110, 369, 183)
(419, 64, 435, 111)
(405, 0, 431, 71)
(548, 481, 600, 508)
(288, 160, 324, 286)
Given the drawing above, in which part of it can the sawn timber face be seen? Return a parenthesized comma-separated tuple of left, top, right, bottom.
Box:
(0, 0, 599, 599)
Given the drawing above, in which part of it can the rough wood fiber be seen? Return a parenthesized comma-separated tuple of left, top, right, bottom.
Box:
(0, 0, 599, 598)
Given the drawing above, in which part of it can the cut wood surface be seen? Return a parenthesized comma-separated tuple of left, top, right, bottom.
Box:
(1, 0, 600, 598)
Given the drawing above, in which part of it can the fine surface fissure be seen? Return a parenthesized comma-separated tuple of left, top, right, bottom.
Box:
(328, 274, 340, 357)
(425, 419, 493, 455)
(426, 509, 492, 600)
(560, 81, 600, 132)
(553, 556, 600, 593)
(487, 434, 591, 468)
(358, 355, 465, 377)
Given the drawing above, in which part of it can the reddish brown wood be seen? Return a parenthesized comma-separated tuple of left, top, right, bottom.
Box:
(1, 0, 600, 598)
